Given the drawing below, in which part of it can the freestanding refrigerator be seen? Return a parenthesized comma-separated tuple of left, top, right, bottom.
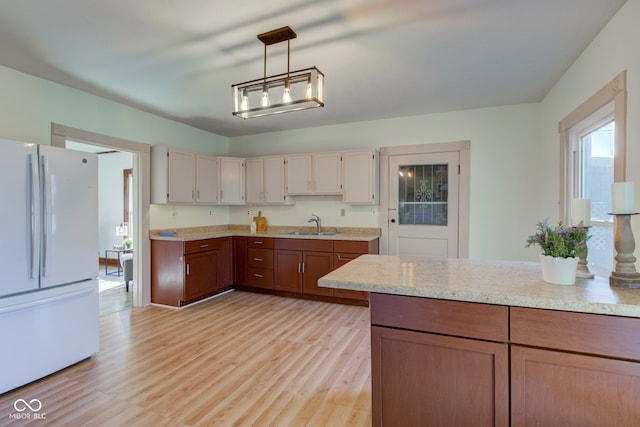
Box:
(0, 138, 99, 394)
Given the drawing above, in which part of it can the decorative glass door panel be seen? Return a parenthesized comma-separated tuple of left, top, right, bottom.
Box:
(389, 152, 459, 257)
(398, 164, 448, 226)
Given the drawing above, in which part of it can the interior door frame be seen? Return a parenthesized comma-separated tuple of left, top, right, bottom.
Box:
(380, 141, 471, 257)
(51, 123, 152, 307)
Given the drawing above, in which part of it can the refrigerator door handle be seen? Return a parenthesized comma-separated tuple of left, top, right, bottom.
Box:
(27, 153, 36, 279)
(40, 154, 48, 277)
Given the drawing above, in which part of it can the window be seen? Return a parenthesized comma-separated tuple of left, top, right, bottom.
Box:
(559, 71, 627, 275)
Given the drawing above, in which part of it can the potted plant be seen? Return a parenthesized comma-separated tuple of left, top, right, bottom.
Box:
(123, 238, 133, 249)
(526, 218, 590, 285)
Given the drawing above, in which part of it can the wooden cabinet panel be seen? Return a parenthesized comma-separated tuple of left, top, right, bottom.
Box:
(511, 345, 640, 426)
(248, 237, 274, 249)
(184, 250, 217, 302)
(333, 239, 378, 254)
(233, 237, 247, 285)
(371, 293, 509, 342)
(302, 251, 334, 297)
(247, 268, 274, 289)
(372, 326, 509, 427)
(274, 250, 302, 293)
(511, 306, 640, 361)
(274, 238, 332, 252)
(216, 237, 233, 291)
(248, 248, 274, 269)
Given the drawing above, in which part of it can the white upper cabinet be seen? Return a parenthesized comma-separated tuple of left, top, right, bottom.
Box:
(342, 149, 378, 204)
(152, 146, 196, 204)
(264, 156, 293, 204)
(286, 152, 342, 195)
(195, 154, 219, 205)
(246, 156, 293, 205)
(314, 152, 342, 194)
(219, 157, 245, 205)
(152, 146, 220, 205)
(285, 154, 313, 195)
(245, 157, 264, 204)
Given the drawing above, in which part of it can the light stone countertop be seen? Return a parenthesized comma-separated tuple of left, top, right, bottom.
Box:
(318, 254, 640, 318)
(149, 225, 380, 242)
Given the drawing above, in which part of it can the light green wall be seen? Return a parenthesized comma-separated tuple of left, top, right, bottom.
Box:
(0, 66, 228, 154)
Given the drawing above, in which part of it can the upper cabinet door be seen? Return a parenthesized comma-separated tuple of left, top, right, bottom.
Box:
(168, 149, 196, 203)
(286, 154, 313, 195)
(314, 152, 342, 194)
(343, 149, 378, 204)
(245, 157, 264, 204)
(219, 157, 245, 205)
(264, 156, 292, 204)
(195, 154, 218, 205)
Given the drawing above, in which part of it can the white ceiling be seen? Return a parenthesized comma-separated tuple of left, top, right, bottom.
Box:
(0, 0, 627, 138)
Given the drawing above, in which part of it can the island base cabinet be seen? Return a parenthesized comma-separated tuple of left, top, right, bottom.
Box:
(511, 345, 640, 426)
(371, 326, 509, 427)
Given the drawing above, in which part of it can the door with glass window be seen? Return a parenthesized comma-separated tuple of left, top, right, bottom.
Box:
(388, 152, 459, 257)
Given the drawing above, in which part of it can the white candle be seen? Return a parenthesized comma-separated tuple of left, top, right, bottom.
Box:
(612, 182, 635, 214)
(571, 199, 591, 226)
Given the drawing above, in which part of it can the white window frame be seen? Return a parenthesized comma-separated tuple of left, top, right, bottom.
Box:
(559, 71, 627, 221)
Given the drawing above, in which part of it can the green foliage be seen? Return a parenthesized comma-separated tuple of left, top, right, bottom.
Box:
(526, 218, 590, 258)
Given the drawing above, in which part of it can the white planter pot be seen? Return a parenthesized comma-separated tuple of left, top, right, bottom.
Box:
(539, 255, 579, 285)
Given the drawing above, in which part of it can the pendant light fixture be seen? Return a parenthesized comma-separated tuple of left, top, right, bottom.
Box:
(232, 26, 324, 119)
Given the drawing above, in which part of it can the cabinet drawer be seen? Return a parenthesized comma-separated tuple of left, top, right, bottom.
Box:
(248, 248, 274, 269)
(274, 238, 333, 252)
(511, 307, 640, 360)
(247, 268, 274, 289)
(184, 238, 222, 254)
(370, 293, 509, 342)
(334, 240, 372, 254)
(247, 237, 274, 249)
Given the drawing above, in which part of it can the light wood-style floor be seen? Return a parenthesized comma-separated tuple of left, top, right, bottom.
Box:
(0, 291, 372, 426)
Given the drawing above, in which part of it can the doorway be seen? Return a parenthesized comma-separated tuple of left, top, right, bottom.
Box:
(51, 123, 151, 308)
(380, 142, 470, 257)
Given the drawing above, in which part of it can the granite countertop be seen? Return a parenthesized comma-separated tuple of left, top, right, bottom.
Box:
(318, 254, 640, 318)
(149, 225, 380, 242)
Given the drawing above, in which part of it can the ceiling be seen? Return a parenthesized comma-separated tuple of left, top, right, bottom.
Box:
(0, 0, 627, 138)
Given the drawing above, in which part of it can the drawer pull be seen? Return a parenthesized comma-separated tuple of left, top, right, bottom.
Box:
(254, 273, 264, 278)
(253, 241, 264, 245)
(253, 258, 263, 262)
(199, 244, 209, 248)
(337, 255, 355, 261)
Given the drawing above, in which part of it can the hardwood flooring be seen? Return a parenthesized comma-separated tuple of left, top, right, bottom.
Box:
(0, 291, 372, 426)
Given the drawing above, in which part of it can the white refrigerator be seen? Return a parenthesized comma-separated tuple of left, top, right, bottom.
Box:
(0, 138, 99, 394)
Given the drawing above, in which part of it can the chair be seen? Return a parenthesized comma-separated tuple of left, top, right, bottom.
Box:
(121, 253, 133, 292)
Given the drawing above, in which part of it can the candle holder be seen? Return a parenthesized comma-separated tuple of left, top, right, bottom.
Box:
(574, 226, 594, 279)
(609, 213, 640, 288)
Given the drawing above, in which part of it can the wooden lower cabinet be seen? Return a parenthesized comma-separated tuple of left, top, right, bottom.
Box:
(273, 250, 302, 292)
(511, 345, 640, 426)
(370, 297, 640, 426)
(510, 306, 640, 426)
(370, 293, 509, 427)
(302, 251, 334, 296)
(372, 326, 509, 427)
(232, 236, 247, 285)
(151, 237, 232, 307)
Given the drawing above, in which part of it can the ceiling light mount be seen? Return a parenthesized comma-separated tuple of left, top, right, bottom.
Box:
(232, 26, 324, 119)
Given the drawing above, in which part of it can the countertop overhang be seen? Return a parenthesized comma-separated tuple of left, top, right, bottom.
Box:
(150, 225, 380, 242)
(318, 254, 640, 318)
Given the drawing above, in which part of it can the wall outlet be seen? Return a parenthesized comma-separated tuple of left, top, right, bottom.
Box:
(340, 208, 346, 216)
(209, 210, 214, 216)
(247, 210, 251, 215)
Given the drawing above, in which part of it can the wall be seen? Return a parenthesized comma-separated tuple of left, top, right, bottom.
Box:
(228, 103, 542, 261)
(0, 66, 228, 153)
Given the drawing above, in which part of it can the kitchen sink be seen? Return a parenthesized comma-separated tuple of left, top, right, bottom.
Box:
(288, 231, 340, 236)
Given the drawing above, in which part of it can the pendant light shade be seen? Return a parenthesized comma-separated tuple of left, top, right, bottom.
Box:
(232, 26, 324, 119)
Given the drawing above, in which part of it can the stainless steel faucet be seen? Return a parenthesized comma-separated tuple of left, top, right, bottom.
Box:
(308, 214, 321, 233)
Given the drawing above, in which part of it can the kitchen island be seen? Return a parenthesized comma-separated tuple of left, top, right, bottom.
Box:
(319, 255, 640, 427)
